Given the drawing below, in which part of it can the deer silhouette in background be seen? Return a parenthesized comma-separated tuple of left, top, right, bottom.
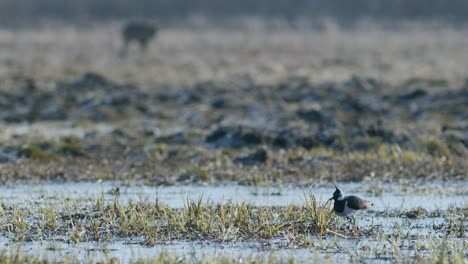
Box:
(120, 21, 159, 56)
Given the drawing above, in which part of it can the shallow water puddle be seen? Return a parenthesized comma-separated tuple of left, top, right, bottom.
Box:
(5, 230, 464, 263)
(0, 181, 466, 210)
(4, 239, 349, 263)
(0, 122, 114, 140)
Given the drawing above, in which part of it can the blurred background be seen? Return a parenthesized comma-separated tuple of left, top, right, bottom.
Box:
(0, 0, 466, 183)
(1, 0, 468, 27)
(1, 0, 468, 86)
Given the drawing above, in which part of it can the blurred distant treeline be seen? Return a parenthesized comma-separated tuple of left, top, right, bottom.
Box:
(1, 0, 467, 26)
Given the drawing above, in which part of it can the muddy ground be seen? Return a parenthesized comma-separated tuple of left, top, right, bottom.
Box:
(0, 22, 466, 263)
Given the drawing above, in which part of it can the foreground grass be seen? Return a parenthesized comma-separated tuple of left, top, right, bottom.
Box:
(0, 193, 465, 263)
(1, 194, 336, 244)
(1, 194, 465, 245)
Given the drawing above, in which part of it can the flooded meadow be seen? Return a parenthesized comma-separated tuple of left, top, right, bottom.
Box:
(0, 22, 466, 263)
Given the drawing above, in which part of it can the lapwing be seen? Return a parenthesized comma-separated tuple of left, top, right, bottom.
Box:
(328, 183, 373, 228)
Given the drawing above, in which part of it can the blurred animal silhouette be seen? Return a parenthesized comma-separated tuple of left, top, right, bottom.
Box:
(121, 21, 159, 55)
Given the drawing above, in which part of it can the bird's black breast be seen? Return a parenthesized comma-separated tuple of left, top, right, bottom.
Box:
(334, 199, 346, 213)
(345, 196, 368, 210)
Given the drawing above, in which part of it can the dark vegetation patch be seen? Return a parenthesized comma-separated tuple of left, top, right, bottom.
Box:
(0, 73, 466, 183)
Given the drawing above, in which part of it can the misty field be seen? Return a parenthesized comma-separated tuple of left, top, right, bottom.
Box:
(0, 21, 466, 263)
(2, 21, 468, 87)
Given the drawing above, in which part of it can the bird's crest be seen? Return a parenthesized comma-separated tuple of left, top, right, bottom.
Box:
(333, 181, 339, 189)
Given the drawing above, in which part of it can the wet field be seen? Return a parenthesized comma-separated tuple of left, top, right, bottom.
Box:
(0, 22, 467, 263)
(0, 181, 466, 263)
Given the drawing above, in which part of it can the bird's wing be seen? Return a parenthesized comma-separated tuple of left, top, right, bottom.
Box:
(346, 196, 371, 210)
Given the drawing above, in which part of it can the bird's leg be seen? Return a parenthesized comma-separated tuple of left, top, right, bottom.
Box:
(345, 216, 353, 230)
(345, 216, 360, 232)
(352, 216, 360, 231)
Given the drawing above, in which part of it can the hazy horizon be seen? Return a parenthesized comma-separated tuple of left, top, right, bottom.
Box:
(1, 0, 468, 27)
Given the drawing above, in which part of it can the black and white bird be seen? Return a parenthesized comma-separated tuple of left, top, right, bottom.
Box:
(328, 183, 373, 226)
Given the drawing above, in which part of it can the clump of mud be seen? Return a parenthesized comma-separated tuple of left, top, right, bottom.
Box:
(0, 73, 466, 183)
